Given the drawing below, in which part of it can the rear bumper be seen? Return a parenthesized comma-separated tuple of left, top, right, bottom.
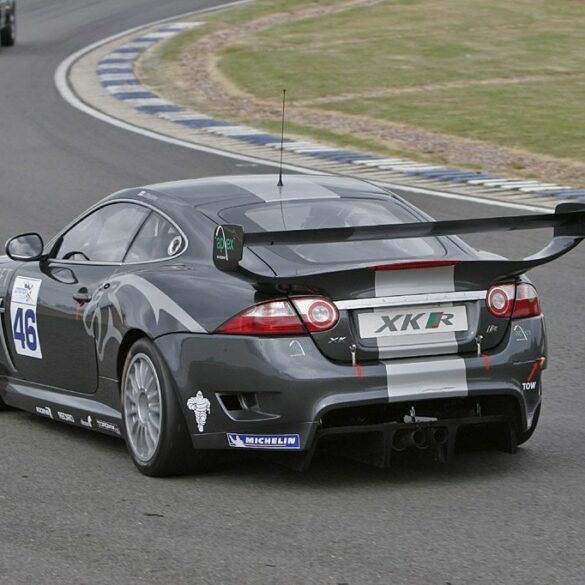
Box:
(155, 315, 545, 456)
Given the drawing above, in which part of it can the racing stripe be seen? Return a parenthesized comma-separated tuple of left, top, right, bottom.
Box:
(221, 176, 340, 202)
(384, 355, 468, 402)
(374, 266, 458, 358)
(374, 266, 456, 297)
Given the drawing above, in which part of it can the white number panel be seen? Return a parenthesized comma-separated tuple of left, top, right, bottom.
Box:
(10, 276, 43, 359)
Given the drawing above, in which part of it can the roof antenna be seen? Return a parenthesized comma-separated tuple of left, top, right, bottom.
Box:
(277, 89, 286, 187)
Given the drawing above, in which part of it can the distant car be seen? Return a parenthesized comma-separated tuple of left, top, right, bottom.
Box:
(0, 175, 583, 476)
(0, 0, 15, 47)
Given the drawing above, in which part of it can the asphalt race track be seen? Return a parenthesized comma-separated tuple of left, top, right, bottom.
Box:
(1, 2, 585, 584)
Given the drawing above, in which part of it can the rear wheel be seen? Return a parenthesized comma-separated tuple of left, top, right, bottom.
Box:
(121, 338, 206, 476)
(1, 8, 16, 47)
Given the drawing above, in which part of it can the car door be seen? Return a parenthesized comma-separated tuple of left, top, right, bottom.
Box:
(7, 202, 150, 394)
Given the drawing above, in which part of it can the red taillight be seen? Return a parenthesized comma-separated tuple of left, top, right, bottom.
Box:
(512, 283, 541, 318)
(369, 260, 461, 271)
(216, 300, 305, 335)
(291, 297, 339, 332)
(486, 281, 541, 319)
(486, 283, 515, 317)
(216, 296, 339, 335)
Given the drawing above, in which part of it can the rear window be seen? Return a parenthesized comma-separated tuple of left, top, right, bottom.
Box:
(220, 198, 446, 264)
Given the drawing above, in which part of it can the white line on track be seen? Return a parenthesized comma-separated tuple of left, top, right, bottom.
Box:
(54, 0, 550, 214)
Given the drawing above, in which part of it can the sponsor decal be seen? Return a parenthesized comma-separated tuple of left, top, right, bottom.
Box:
(213, 225, 244, 270)
(288, 339, 306, 357)
(57, 411, 75, 423)
(36, 406, 53, 419)
(227, 433, 301, 450)
(513, 324, 531, 342)
(96, 419, 121, 435)
(215, 237, 235, 253)
(10, 276, 43, 359)
(80, 415, 93, 428)
(187, 391, 211, 432)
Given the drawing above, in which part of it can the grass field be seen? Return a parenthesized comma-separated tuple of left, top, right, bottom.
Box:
(139, 0, 585, 182)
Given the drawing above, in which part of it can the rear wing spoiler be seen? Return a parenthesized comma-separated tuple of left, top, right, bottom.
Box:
(213, 202, 585, 281)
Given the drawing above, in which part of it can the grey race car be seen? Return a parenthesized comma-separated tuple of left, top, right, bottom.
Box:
(0, 175, 584, 476)
(0, 0, 15, 47)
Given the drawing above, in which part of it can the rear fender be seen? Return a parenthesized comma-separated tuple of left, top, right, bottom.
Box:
(81, 268, 261, 379)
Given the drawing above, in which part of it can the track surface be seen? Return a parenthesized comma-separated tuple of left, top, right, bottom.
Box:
(1, 2, 585, 584)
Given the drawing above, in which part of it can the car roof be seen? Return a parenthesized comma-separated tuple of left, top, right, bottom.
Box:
(142, 174, 394, 207)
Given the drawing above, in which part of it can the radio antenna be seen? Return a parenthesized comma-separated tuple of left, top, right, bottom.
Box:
(277, 89, 286, 187)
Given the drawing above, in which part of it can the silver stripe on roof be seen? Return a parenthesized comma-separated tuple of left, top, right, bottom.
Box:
(220, 177, 340, 203)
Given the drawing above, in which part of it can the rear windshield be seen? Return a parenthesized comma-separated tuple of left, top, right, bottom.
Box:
(220, 198, 446, 264)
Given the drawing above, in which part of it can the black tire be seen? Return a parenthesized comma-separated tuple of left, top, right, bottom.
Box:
(517, 404, 541, 446)
(121, 338, 207, 477)
(1, 7, 15, 47)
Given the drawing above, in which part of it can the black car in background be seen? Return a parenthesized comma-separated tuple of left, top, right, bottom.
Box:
(0, 0, 15, 47)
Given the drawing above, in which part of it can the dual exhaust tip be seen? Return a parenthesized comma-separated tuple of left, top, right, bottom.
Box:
(392, 427, 448, 451)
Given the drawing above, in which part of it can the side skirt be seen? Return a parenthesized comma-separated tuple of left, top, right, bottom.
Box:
(0, 377, 124, 438)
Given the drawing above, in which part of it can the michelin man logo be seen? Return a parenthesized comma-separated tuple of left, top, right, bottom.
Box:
(187, 391, 211, 432)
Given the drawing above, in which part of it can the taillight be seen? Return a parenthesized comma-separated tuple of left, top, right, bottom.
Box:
(291, 297, 339, 332)
(216, 300, 305, 335)
(216, 297, 340, 335)
(486, 281, 541, 319)
(512, 283, 541, 318)
(486, 283, 515, 317)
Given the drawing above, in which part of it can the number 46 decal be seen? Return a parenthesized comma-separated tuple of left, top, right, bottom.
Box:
(10, 276, 43, 359)
(13, 308, 39, 352)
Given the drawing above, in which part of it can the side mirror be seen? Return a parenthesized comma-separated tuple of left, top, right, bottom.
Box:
(5, 233, 45, 262)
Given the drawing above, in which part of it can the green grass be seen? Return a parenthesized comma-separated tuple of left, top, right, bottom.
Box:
(219, 0, 585, 103)
(139, 0, 585, 177)
(321, 77, 585, 160)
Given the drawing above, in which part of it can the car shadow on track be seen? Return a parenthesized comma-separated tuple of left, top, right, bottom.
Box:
(9, 410, 540, 486)
(205, 447, 537, 488)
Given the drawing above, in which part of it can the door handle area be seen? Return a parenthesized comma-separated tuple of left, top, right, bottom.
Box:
(72, 289, 91, 304)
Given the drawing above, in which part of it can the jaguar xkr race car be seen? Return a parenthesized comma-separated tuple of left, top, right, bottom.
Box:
(0, 175, 583, 475)
(0, 0, 15, 47)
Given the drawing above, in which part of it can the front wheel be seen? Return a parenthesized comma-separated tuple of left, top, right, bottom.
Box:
(1, 9, 16, 47)
(121, 338, 206, 476)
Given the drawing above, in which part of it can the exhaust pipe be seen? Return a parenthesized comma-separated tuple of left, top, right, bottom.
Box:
(430, 427, 448, 446)
(392, 428, 427, 451)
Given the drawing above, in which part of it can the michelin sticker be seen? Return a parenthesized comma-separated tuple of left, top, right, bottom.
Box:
(10, 276, 43, 359)
(187, 391, 211, 432)
(227, 434, 301, 450)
